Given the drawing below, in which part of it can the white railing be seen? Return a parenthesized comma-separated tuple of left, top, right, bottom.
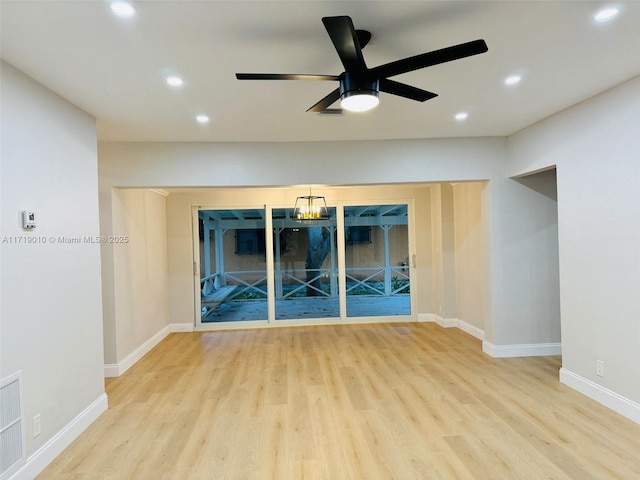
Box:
(209, 265, 409, 300)
(280, 268, 332, 298)
(223, 270, 268, 299)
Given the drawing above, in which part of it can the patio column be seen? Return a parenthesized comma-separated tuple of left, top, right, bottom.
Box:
(214, 226, 227, 286)
(274, 227, 283, 298)
(382, 224, 392, 295)
(203, 214, 212, 277)
(329, 225, 337, 296)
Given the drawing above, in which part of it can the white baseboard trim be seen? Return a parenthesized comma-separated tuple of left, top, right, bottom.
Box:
(560, 368, 640, 425)
(456, 319, 485, 341)
(171, 322, 194, 332)
(103, 363, 119, 377)
(10, 393, 108, 480)
(104, 324, 171, 378)
(418, 313, 453, 326)
(420, 314, 558, 355)
(441, 317, 458, 328)
(418, 313, 452, 324)
(483, 341, 562, 358)
(418, 314, 484, 340)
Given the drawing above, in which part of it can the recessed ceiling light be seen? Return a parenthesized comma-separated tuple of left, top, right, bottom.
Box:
(455, 112, 468, 121)
(196, 115, 210, 124)
(594, 7, 619, 22)
(166, 76, 184, 87)
(505, 75, 522, 86)
(110, 1, 136, 18)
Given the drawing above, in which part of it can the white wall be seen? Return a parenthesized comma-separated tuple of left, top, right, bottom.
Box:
(487, 171, 562, 346)
(98, 137, 505, 187)
(481, 170, 562, 353)
(429, 183, 458, 323)
(440, 184, 458, 319)
(512, 169, 560, 342)
(453, 182, 486, 331)
(0, 62, 106, 475)
(108, 189, 170, 367)
(429, 185, 444, 318)
(508, 76, 640, 417)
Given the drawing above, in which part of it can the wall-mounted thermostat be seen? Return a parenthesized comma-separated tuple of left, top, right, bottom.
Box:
(22, 211, 36, 229)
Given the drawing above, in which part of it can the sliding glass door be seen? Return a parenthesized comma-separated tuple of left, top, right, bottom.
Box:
(198, 208, 268, 323)
(195, 202, 412, 326)
(344, 204, 411, 318)
(272, 208, 339, 320)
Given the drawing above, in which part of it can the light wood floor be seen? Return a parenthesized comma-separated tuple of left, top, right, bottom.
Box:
(39, 323, 639, 479)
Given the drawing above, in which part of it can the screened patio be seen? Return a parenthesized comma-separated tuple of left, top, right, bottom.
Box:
(198, 204, 411, 324)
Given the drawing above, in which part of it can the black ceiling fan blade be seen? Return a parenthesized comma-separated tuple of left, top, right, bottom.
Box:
(322, 16, 368, 74)
(370, 39, 488, 79)
(306, 88, 341, 112)
(379, 79, 438, 102)
(236, 73, 339, 81)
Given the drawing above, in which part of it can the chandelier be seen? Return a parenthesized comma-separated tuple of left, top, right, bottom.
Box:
(291, 189, 329, 222)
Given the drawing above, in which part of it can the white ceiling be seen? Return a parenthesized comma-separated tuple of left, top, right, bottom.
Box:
(2, 1, 639, 143)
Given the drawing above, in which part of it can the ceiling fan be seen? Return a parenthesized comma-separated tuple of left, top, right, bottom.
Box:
(236, 15, 488, 113)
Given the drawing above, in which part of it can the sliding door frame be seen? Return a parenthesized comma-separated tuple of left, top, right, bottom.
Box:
(192, 199, 417, 330)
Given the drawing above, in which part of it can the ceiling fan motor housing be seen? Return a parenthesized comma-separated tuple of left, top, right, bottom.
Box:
(339, 72, 379, 100)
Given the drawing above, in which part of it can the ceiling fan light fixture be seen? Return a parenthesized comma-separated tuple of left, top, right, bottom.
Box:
(341, 91, 379, 112)
(339, 74, 380, 112)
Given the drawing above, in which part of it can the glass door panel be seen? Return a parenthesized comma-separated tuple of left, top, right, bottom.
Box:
(344, 204, 411, 318)
(199, 208, 268, 323)
(272, 207, 339, 320)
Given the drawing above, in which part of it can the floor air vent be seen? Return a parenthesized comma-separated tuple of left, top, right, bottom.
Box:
(1, 372, 24, 479)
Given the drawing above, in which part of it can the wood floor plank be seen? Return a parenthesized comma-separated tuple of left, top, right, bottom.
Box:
(38, 323, 640, 479)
